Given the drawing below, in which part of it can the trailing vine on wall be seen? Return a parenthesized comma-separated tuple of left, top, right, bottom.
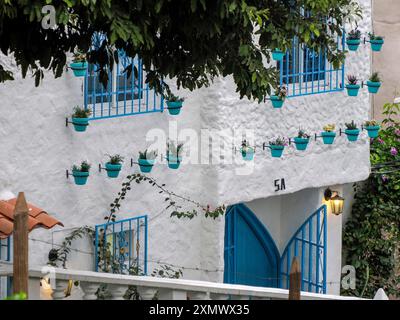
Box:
(343, 102, 400, 299)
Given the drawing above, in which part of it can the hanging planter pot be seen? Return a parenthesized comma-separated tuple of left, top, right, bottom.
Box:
(70, 106, 91, 132)
(269, 145, 284, 158)
(105, 163, 122, 178)
(364, 121, 380, 138)
(71, 161, 91, 186)
(345, 84, 360, 96)
(367, 81, 381, 94)
(272, 49, 285, 61)
(346, 39, 361, 51)
(166, 141, 184, 170)
(166, 101, 183, 115)
(70, 61, 88, 77)
(167, 155, 182, 169)
(294, 137, 309, 151)
(270, 95, 284, 108)
(345, 129, 360, 142)
(138, 158, 155, 173)
(369, 38, 384, 52)
(321, 131, 336, 144)
(241, 148, 254, 161)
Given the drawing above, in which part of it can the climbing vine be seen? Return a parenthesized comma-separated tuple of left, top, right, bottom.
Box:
(343, 102, 400, 298)
(105, 173, 226, 223)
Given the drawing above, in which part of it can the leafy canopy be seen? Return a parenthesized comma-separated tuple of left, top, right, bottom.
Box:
(0, 0, 360, 101)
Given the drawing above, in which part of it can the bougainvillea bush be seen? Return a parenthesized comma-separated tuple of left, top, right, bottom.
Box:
(343, 102, 400, 298)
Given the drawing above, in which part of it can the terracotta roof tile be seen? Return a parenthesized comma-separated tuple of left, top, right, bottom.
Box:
(0, 198, 63, 239)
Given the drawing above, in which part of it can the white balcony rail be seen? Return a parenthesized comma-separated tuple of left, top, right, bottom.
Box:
(0, 262, 380, 300)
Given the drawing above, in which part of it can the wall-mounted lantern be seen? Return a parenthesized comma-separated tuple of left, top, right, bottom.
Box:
(324, 188, 345, 215)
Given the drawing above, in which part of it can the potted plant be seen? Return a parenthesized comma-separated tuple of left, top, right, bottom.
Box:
(138, 149, 157, 173)
(240, 140, 254, 161)
(368, 33, 384, 52)
(268, 137, 287, 158)
(344, 121, 360, 142)
(166, 141, 184, 169)
(345, 75, 360, 97)
(72, 161, 91, 185)
(364, 120, 380, 138)
(71, 106, 91, 132)
(270, 85, 287, 108)
(346, 29, 361, 51)
(272, 48, 285, 61)
(165, 93, 184, 115)
(70, 50, 88, 77)
(366, 72, 381, 94)
(105, 154, 123, 178)
(294, 129, 310, 151)
(321, 124, 336, 144)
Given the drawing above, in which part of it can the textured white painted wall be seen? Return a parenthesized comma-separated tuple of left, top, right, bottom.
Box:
(0, 0, 371, 290)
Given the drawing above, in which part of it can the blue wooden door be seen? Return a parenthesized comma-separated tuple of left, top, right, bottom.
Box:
(224, 204, 280, 287)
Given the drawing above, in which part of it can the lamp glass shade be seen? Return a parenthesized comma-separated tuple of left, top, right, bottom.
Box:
(330, 194, 344, 215)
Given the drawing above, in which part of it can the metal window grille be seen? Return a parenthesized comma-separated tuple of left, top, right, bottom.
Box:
(94, 215, 148, 275)
(0, 236, 11, 298)
(84, 33, 164, 120)
(279, 205, 327, 294)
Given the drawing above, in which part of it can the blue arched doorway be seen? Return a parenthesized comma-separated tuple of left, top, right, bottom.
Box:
(223, 204, 280, 288)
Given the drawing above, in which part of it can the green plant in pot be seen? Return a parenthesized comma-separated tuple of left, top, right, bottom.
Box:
(368, 32, 384, 52)
(71, 106, 91, 132)
(345, 75, 360, 97)
(138, 149, 157, 173)
(270, 85, 287, 108)
(364, 120, 380, 138)
(72, 161, 91, 185)
(366, 72, 381, 94)
(294, 129, 310, 151)
(346, 29, 361, 51)
(241, 139, 254, 161)
(321, 124, 336, 144)
(165, 93, 184, 115)
(268, 137, 287, 158)
(166, 141, 184, 169)
(70, 50, 88, 77)
(344, 121, 360, 142)
(105, 154, 123, 178)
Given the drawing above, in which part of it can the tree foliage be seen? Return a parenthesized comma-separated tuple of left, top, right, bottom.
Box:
(343, 103, 400, 298)
(0, 0, 360, 101)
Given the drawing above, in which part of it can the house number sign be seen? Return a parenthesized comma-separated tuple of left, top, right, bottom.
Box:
(274, 178, 286, 192)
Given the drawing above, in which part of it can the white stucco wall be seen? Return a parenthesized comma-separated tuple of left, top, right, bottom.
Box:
(0, 0, 372, 292)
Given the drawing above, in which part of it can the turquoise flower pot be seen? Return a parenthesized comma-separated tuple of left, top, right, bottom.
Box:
(345, 129, 360, 142)
(105, 163, 122, 178)
(367, 81, 381, 94)
(346, 39, 361, 51)
(345, 84, 360, 97)
(270, 95, 284, 108)
(370, 39, 384, 52)
(269, 145, 284, 158)
(321, 131, 336, 145)
(294, 137, 309, 151)
(366, 125, 380, 138)
(72, 171, 89, 185)
(72, 117, 89, 132)
(272, 49, 285, 61)
(69, 62, 88, 77)
(166, 101, 183, 115)
(167, 155, 182, 169)
(241, 148, 254, 161)
(138, 158, 155, 173)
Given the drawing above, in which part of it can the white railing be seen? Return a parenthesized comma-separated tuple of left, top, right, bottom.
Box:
(0, 262, 381, 300)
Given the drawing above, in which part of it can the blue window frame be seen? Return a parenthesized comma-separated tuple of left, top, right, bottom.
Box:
(94, 215, 148, 275)
(84, 33, 163, 120)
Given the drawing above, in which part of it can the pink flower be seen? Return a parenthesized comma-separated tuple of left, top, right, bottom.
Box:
(377, 138, 384, 144)
(395, 129, 400, 136)
(390, 147, 398, 156)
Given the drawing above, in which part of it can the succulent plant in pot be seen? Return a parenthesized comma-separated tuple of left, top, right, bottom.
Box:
(344, 121, 360, 142)
(268, 137, 287, 158)
(364, 120, 380, 138)
(240, 139, 254, 161)
(70, 50, 88, 77)
(166, 141, 184, 169)
(138, 149, 157, 173)
(71, 106, 91, 132)
(72, 161, 91, 185)
(368, 32, 384, 52)
(105, 154, 124, 178)
(270, 85, 287, 108)
(367, 72, 381, 94)
(165, 93, 184, 115)
(294, 129, 310, 151)
(272, 48, 285, 61)
(346, 29, 361, 51)
(345, 75, 360, 97)
(321, 124, 336, 144)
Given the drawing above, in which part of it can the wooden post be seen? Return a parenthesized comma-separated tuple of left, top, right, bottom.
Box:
(289, 257, 301, 300)
(13, 192, 29, 297)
